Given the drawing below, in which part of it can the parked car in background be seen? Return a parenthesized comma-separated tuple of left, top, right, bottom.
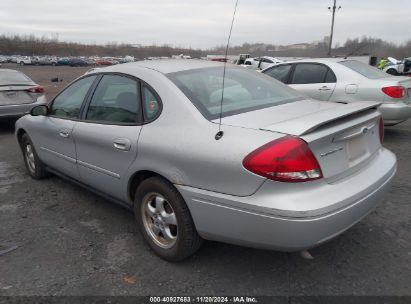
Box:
(383, 57, 411, 76)
(10, 55, 20, 63)
(0, 56, 7, 63)
(16, 56, 32, 66)
(263, 59, 411, 126)
(33, 56, 57, 66)
(95, 58, 115, 65)
(0, 69, 47, 118)
(68, 58, 88, 67)
(84, 58, 96, 66)
(57, 58, 70, 65)
(15, 60, 396, 261)
(244, 56, 284, 70)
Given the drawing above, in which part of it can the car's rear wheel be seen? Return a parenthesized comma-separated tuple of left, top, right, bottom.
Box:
(19, 62, 24, 66)
(21, 134, 49, 179)
(134, 177, 202, 261)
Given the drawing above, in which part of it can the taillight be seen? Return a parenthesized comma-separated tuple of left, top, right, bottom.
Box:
(382, 86, 406, 98)
(243, 136, 323, 183)
(379, 117, 384, 144)
(26, 86, 44, 94)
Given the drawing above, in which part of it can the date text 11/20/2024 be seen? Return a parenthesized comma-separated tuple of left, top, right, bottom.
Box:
(149, 297, 258, 303)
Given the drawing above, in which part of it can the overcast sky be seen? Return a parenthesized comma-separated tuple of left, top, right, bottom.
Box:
(1, 0, 410, 49)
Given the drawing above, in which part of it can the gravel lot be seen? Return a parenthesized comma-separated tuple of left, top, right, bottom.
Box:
(0, 64, 410, 296)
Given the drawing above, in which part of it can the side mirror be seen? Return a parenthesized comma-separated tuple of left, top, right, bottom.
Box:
(30, 105, 48, 116)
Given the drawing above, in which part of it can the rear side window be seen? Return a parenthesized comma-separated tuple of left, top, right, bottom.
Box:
(325, 69, 337, 83)
(51, 75, 97, 119)
(264, 65, 292, 83)
(86, 75, 141, 124)
(291, 63, 328, 84)
(142, 85, 161, 121)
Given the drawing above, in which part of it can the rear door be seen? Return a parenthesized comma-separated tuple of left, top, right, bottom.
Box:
(289, 63, 337, 101)
(73, 74, 144, 200)
(31, 75, 97, 179)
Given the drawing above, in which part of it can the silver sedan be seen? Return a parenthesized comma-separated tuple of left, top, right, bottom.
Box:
(15, 60, 396, 261)
(262, 59, 411, 126)
(0, 69, 47, 118)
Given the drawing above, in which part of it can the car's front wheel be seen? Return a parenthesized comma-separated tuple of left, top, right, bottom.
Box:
(134, 177, 202, 261)
(21, 134, 49, 179)
(386, 68, 398, 76)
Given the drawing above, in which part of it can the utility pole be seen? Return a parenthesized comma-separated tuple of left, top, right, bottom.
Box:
(327, 0, 341, 56)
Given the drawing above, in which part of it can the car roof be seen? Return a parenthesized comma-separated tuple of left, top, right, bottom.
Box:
(276, 58, 348, 65)
(109, 59, 226, 74)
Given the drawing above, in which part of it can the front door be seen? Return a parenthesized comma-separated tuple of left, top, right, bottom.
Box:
(32, 75, 97, 179)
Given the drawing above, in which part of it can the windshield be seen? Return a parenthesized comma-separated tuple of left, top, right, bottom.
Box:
(167, 67, 303, 119)
(338, 60, 389, 79)
(0, 70, 33, 85)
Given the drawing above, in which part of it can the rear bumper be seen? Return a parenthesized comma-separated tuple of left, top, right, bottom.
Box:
(177, 148, 397, 251)
(0, 97, 47, 118)
(379, 102, 411, 125)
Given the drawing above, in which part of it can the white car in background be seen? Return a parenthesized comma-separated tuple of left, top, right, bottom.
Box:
(262, 59, 411, 126)
(16, 56, 32, 66)
(243, 56, 284, 70)
(383, 57, 411, 76)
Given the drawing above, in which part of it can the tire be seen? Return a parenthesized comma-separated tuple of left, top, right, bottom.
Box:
(19, 62, 24, 66)
(386, 69, 398, 76)
(134, 177, 202, 261)
(20, 134, 49, 179)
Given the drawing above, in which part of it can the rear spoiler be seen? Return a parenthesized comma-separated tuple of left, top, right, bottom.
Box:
(260, 101, 381, 136)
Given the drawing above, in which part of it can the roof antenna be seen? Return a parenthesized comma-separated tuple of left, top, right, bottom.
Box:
(215, 0, 239, 141)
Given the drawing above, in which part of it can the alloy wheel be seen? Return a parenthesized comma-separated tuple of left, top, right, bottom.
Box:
(141, 192, 178, 249)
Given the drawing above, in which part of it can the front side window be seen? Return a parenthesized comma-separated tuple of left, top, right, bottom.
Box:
(291, 63, 328, 84)
(86, 75, 140, 124)
(264, 65, 292, 83)
(50, 75, 97, 119)
(167, 67, 303, 120)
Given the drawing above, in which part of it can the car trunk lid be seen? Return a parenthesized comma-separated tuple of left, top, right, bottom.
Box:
(217, 99, 382, 182)
(0, 85, 37, 105)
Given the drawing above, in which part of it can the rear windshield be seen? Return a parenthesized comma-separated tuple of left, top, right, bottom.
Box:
(338, 60, 389, 79)
(167, 67, 303, 119)
(0, 70, 33, 85)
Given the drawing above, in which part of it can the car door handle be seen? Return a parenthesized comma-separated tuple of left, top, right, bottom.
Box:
(319, 86, 332, 91)
(113, 138, 131, 151)
(59, 129, 70, 138)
